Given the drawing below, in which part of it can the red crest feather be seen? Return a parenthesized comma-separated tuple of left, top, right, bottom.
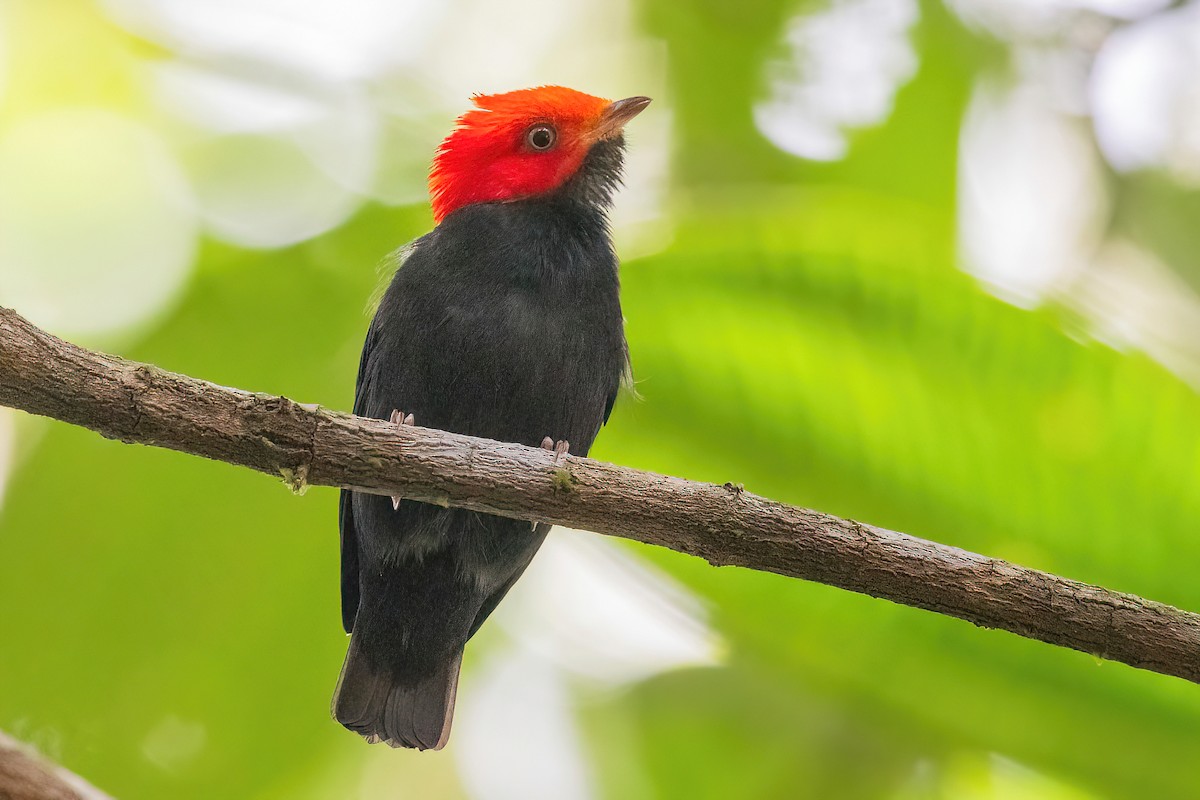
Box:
(428, 86, 612, 223)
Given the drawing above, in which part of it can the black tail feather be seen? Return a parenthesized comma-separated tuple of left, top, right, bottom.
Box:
(333, 635, 462, 750)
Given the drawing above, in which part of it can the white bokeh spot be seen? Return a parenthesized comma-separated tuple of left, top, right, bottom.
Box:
(452, 529, 719, 800)
(958, 81, 1108, 306)
(947, 0, 1172, 38)
(100, 0, 444, 82)
(183, 132, 364, 249)
(755, 0, 919, 161)
(141, 715, 207, 773)
(1075, 240, 1200, 387)
(1090, 4, 1200, 184)
(456, 649, 595, 800)
(495, 529, 719, 685)
(0, 110, 197, 336)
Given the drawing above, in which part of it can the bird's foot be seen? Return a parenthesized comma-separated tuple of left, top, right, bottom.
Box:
(389, 409, 415, 510)
(534, 437, 571, 528)
(541, 436, 570, 466)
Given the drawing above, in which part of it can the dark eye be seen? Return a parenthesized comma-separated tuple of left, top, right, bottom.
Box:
(526, 124, 557, 151)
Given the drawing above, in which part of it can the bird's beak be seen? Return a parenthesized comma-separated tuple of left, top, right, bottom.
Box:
(590, 96, 652, 141)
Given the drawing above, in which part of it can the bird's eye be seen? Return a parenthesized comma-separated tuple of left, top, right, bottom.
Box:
(526, 124, 557, 151)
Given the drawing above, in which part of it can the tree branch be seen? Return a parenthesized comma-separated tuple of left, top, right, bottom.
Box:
(2, 305, 1199, 684)
(0, 730, 110, 800)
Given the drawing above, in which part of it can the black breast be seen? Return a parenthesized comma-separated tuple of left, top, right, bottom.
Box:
(362, 193, 627, 455)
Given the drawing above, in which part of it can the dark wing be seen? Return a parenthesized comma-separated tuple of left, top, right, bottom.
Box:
(603, 340, 632, 426)
(337, 491, 359, 633)
(339, 240, 425, 633)
(338, 323, 376, 633)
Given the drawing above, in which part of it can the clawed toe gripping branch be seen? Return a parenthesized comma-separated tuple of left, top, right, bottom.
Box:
(389, 409, 416, 509)
(2, 305, 1200, 686)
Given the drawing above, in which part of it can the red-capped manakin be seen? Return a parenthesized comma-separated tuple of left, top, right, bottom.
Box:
(334, 87, 650, 749)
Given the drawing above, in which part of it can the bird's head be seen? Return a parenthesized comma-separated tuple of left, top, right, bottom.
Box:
(428, 86, 651, 223)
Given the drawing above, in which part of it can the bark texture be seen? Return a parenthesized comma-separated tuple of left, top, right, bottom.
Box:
(0, 732, 110, 800)
(2, 305, 1200, 684)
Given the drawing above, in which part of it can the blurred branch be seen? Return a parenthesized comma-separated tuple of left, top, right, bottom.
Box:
(0, 730, 111, 800)
(3, 306, 1200, 685)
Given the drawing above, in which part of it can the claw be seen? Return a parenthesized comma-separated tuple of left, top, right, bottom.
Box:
(541, 437, 570, 465)
(536, 437, 570, 525)
(388, 409, 415, 511)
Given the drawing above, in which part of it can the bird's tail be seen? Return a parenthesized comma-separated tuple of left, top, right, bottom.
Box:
(332, 634, 463, 750)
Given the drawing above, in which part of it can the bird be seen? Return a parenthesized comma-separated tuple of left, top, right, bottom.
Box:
(333, 86, 650, 750)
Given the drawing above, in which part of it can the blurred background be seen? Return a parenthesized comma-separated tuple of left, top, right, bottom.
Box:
(2, 0, 1199, 797)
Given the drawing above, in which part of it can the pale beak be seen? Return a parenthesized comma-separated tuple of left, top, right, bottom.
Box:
(591, 96, 652, 141)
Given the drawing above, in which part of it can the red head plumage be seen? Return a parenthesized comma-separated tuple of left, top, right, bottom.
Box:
(428, 86, 650, 223)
